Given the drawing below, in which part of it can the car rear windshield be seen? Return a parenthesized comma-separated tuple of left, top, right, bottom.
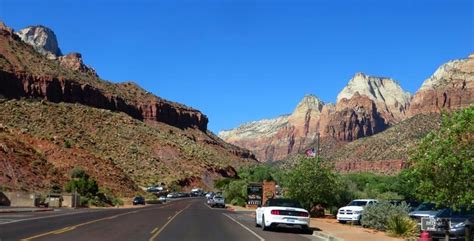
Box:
(414, 203, 438, 211)
(348, 201, 368, 206)
(267, 199, 302, 208)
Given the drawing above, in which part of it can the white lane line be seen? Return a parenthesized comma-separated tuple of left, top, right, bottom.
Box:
(0, 202, 176, 226)
(223, 213, 265, 241)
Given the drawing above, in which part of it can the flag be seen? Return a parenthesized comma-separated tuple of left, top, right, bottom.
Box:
(306, 148, 316, 157)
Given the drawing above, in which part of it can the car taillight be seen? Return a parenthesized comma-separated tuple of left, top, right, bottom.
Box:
(299, 212, 309, 217)
(271, 210, 280, 215)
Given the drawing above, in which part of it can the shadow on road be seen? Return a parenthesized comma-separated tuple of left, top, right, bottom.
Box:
(266, 226, 321, 235)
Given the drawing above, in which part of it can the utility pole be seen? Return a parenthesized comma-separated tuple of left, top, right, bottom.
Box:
(316, 132, 320, 158)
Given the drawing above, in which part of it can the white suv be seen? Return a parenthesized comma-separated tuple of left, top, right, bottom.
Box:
(337, 199, 378, 224)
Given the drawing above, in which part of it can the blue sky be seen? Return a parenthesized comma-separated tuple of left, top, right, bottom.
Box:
(1, 0, 473, 133)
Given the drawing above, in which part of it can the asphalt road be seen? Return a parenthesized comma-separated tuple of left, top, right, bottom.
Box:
(0, 198, 316, 241)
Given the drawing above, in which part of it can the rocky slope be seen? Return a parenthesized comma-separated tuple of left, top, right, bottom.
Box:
(0, 22, 256, 194)
(408, 54, 474, 116)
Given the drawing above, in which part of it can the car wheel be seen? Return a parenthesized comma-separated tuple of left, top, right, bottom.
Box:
(255, 216, 260, 227)
(301, 225, 311, 234)
(262, 215, 268, 231)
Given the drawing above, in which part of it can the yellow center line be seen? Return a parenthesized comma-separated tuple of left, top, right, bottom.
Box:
(149, 203, 192, 241)
(150, 227, 159, 234)
(20, 202, 177, 241)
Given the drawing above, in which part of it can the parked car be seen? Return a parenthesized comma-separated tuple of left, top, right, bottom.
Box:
(206, 192, 215, 199)
(255, 198, 310, 232)
(207, 197, 215, 206)
(166, 192, 178, 199)
(409, 202, 447, 226)
(158, 196, 167, 203)
(132, 196, 145, 205)
(146, 185, 164, 193)
(211, 195, 225, 208)
(337, 199, 378, 224)
(420, 208, 474, 241)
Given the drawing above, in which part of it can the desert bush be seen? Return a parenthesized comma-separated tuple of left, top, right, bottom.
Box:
(360, 201, 410, 231)
(230, 197, 246, 207)
(387, 215, 418, 238)
(386, 214, 419, 238)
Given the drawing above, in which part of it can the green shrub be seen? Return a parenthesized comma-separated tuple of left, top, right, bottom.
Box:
(230, 197, 246, 207)
(224, 180, 247, 204)
(79, 196, 90, 207)
(360, 201, 410, 231)
(387, 214, 419, 238)
(64, 139, 72, 148)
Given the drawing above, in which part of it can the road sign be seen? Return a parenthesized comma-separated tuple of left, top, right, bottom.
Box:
(247, 184, 262, 206)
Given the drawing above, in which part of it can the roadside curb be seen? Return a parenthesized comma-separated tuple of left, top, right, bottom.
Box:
(312, 231, 344, 241)
(0, 208, 54, 214)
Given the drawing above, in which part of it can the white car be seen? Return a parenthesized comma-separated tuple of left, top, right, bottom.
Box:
(337, 199, 378, 224)
(255, 199, 310, 231)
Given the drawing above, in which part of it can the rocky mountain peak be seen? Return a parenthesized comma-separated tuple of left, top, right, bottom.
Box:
(292, 94, 324, 116)
(337, 72, 412, 122)
(15, 25, 63, 59)
(408, 54, 474, 116)
(419, 55, 474, 91)
(338, 72, 411, 105)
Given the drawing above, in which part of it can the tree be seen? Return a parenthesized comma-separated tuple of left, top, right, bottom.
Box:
(64, 167, 99, 198)
(408, 106, 474, 210)
(285, 157, 343, 210)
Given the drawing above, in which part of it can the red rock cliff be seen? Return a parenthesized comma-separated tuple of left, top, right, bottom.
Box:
(0, 24, 208, 131)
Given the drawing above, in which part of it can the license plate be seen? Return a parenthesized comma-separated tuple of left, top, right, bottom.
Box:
(286, 218, 296, 223)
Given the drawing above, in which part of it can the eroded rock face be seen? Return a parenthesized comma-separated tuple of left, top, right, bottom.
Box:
(219, 95, 326, 161)
(220, 75, 401, 162)
(0, 23, 209, 132)
(324, 94, 388, 141)
(408, 54, 474, 116)
(58, 53, 97, 76)
(337, 73, 411, 123)
(15, 25, 62, 59)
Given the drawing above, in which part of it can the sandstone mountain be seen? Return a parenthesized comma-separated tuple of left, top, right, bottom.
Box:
(337, 73, 411, 123)
(220, 73, 410, 161)
(0, 22, 256, 194)
(408, 54, 474, 116)
(220, 95, 324, 162)
(15, 25, 62, 58)
(220, 54, 474, 165)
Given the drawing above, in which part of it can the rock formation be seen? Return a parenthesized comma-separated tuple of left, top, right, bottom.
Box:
(15, 25, 62, 59)
(58, 53, 98, 76)
(220, 95, 324, 161)
(323, 93, 388, 141)
(408, 54, 474, 116)
(337, 73, 411, 123)
(0, 22, 208, 131)
(220, 74, 409, 162)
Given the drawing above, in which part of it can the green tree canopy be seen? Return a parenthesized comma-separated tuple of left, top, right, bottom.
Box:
(409, 106, 474, 210)
(285, 157, 343, 210)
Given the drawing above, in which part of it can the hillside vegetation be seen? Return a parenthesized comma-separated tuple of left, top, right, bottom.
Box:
(0, 98, 255, 194)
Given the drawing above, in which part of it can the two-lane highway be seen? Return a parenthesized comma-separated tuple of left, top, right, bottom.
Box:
(0, 198, 316, 241)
